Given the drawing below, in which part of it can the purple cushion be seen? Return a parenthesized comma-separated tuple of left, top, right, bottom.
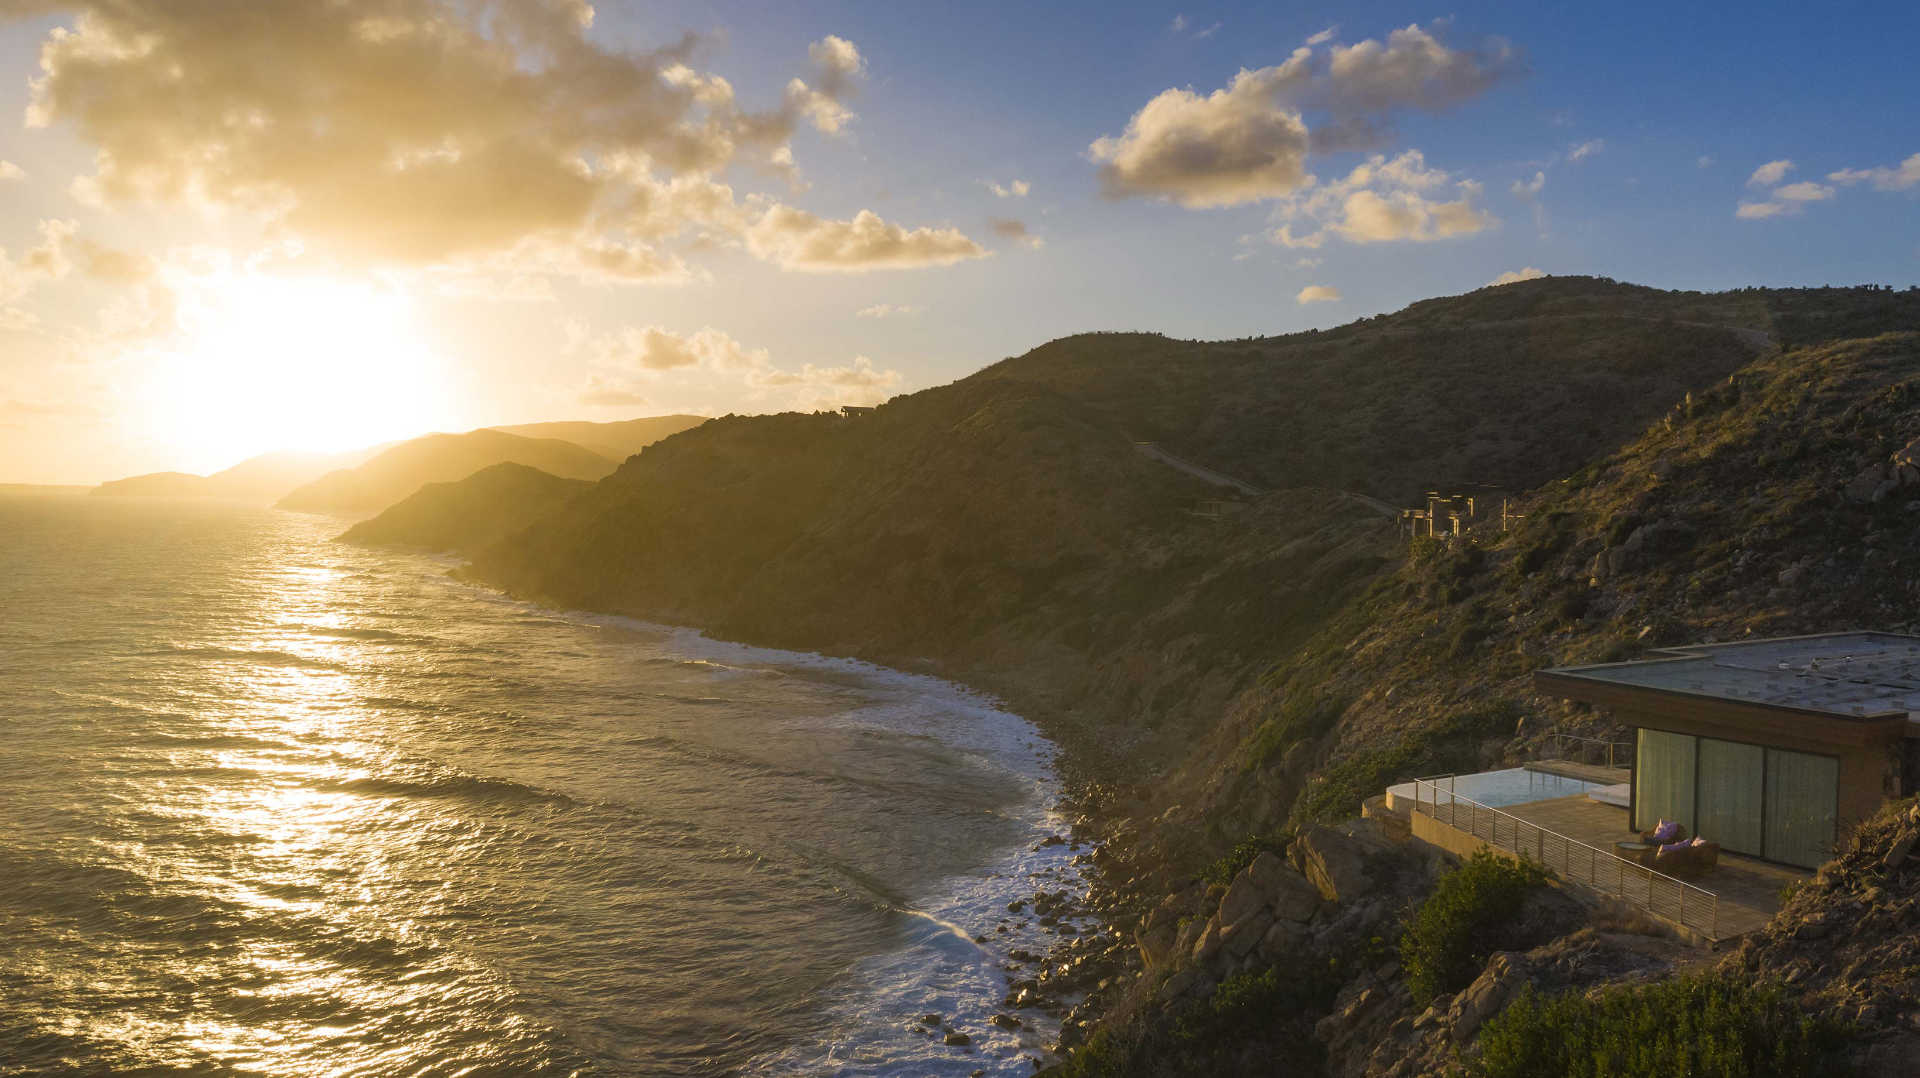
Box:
(1660, 840, 1691, 856)
(1650, 820, 1680, 843)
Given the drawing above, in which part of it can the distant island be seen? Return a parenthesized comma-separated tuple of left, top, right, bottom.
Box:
(91, 415, 705, 514)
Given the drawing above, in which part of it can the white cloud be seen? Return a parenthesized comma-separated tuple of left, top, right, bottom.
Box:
(1568, 138, 1603, 161)
(578, 324, 905, 411)
(1296, 284, 1341, 303)
(1306, 26, 1338, 46)
(1697, 155, 1714, 168)
(6, 7, 973, 282)
(0, 161, 23, 182)
(1267, 149, 1494, 247)
(1747, 159, 1794, 187)
(1090, 21, 1518, 208)
(987, 179, 1031, 198)
(1829, 152, 1920, 191)
(1511, 171, 1545, 197)
(1294, 255, 1323, 268)
(1735, 200, 1788, 219)
(783, 36, 866, 136)
(1488, 266, 1546, 286)
(857, 303, 922, 319)
(746, 207, 987, 272)
(1090, 63, 1314, 207)
(1773, 181, 1834, 202)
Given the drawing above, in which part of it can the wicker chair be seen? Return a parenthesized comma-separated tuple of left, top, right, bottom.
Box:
(1653, 840, 1720, 878)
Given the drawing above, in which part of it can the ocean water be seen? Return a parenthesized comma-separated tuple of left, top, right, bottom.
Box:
(0, 494, 1086, 1076)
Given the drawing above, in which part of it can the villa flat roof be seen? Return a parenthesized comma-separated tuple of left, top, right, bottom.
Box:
(1538, 632, 1920, 728)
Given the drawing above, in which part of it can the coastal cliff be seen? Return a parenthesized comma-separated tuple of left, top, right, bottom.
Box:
(355, 277, 1920, 1073)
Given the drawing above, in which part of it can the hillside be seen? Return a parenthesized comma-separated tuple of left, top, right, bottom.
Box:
(277, 429, 615, 518)
(339, 462, 592, 555)
(486, 415, 707, 462)
(422, 277, 1920, 1073)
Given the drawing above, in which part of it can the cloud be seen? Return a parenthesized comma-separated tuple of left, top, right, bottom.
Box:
(784, 35, 865, 135)
(1697, 155, 1714, 168)
(1773, 181, 1834, 202)
(1568, 138, 1603, 161)
(0, 218, 79, 303)
(1089, 65, 1313, 207)
(988, 217, 1044, 249)
(1511, 171, 1545, 197)
(1090, 21, 1519, 208)
(0, 161, 23, 182)
(578, 324, 904, 411)
(1828, 152, 1920, 191)
(1747, 159, 1794, 187)
(1267, 149, 1494, 247)
(1296, 284, 1341, 303)
(1488, 266, 1546, 286)
(1735, 200, 1788, 219)
(7, 6, 969, 281)
(856, 303, 922, 319)
(1306, 26, 1338, 46)
(987, 179, 1031, 198)
(747, 207, 986, 272)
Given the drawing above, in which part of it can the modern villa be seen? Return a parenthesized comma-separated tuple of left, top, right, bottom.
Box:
(1535, 632, 1920, 870)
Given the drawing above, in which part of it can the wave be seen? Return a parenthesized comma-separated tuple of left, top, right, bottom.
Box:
(324, 768, 577, 810)
(143, 644, 352, 672)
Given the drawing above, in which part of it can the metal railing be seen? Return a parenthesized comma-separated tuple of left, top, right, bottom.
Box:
(1410, 776, 1718, 939)
(1546, 732, 1633, 770)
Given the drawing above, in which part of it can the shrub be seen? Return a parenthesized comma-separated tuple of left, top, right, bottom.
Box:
(1203, 832, 1290, 887)
(1400, 850, 1548, 1004)
(1473, 974, 1850, 1078)
(1243, 692, 1350, 770)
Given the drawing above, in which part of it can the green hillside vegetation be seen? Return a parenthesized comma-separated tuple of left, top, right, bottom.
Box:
(277, 429, 615, 519)
(339, 462, 592, 556)
(486, 415, 707, 462)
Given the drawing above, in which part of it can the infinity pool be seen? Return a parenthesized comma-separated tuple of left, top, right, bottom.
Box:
(1385, 767, 1602, 812)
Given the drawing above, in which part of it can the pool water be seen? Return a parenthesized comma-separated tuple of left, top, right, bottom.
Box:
(1386, 767, 1601, 811)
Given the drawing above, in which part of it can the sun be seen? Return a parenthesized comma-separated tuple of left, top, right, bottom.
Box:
(141, 273, 461, 467)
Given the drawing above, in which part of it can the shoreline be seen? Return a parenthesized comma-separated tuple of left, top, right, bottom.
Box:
(438, 573, 1123, 1074)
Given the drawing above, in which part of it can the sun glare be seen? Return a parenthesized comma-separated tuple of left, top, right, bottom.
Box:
(142, 274, 460, 467)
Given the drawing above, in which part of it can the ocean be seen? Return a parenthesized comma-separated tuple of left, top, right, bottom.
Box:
(0, 494, 1085, 1075)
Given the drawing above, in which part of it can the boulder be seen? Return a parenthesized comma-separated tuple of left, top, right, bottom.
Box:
(1191, 914, 1225, 964)
(1446, 951, 1532, 1044)
(1219, 906, 1274, 960)
(1295, 824, 1375, 903)
(1216, 868, 1268, 928)
(1257, 918, 1308, 963)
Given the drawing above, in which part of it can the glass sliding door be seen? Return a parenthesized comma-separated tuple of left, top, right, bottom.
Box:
(1634, 728, 1696, 833)
(1764, 749, 1839, 869)
(1695, 738, 1764, 856)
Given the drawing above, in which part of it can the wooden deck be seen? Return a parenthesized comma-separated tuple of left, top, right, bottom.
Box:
(1526, 759, 1630, 785)
(1503, 795, 1808, 940)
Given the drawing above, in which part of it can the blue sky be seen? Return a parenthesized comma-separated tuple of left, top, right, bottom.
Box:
(0, 1, 1915, 481)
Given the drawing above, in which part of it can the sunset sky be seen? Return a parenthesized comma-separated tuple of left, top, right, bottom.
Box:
(1, 1, 1916, 484)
